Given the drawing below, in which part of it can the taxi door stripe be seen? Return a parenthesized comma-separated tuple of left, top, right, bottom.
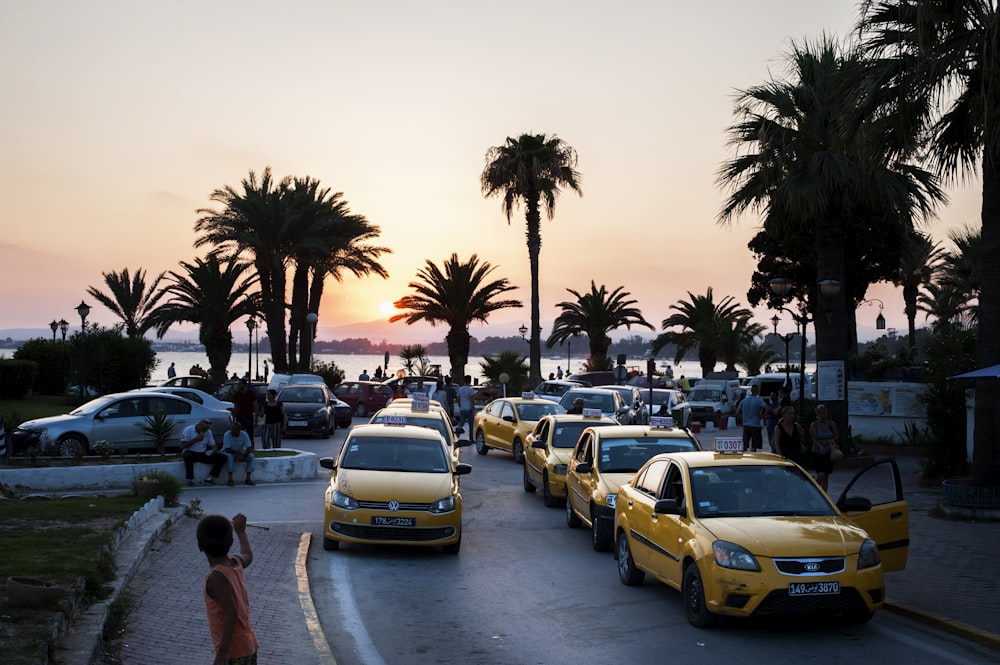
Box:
(629, 528, 680, 562)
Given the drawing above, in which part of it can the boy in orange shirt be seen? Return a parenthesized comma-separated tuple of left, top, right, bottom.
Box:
(197, 513, 259, 665)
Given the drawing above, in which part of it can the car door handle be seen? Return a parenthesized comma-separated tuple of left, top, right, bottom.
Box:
(890, 511, 904, 519)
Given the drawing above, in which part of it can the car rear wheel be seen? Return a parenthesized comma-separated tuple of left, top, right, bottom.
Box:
(355, 403, 368, 417)
(683, 564, 718, 627)
(512, 438, 524, 464)
(475, 431, 489, 455)
(57, 434, 89, 457)
(616, 531, 644, 585)
(566, 495, 582, 527)
(523, 463, 536, 493)
(591, 507, 612, 552)
(323, 536, 340, 551)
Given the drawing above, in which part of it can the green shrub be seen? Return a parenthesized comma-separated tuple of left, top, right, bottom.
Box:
(0, 359, 38, 399)
(13, 338, 72, 395)
(312, 359, 345, 388)
(131, 470, 182, 506)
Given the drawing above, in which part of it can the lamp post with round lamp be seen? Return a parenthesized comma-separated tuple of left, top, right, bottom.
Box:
(59, 319, 69, 342)
(245, 317, 255, 379)
(49, 320, 58, 341)
(75, 301, 91, 401)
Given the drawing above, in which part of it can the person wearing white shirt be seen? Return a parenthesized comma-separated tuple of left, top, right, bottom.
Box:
(181, 419, 225, 486)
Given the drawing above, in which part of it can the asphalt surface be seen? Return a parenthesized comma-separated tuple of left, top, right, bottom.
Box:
(77, 441, 1000, 664)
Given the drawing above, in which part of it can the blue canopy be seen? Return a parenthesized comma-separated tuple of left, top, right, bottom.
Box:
(949, 364, 1000, 380)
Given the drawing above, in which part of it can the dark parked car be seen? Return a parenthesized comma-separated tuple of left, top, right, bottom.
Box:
(334, 381, 394, 417)
(215, 380, 268, 404)
(278, 384, 338, 438)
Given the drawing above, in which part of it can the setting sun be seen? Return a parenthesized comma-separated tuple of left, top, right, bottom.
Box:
(379, 301, 397, 317)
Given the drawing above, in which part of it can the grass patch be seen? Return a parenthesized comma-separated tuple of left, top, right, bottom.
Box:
(0, 495, 147, 593)
(0, 395, 75, 427)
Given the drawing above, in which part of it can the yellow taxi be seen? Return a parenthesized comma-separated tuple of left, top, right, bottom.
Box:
(471, 394, 566, 463)
(613, 438, 909, 626)
(522, 412, 618, 507)
(369, 403, 469, 462)
(566, 417, 701, 551)
(319, 423, 471, 553)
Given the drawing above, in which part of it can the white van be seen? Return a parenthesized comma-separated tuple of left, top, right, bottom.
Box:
(687, 379, 741, 424)
(267, 373, 327, 393)
(748, 373, 812, 402)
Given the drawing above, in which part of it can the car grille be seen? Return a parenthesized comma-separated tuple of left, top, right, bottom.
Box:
(331, 522, 456, 542)
(774, 557, 845, 575)
(753, 587, 868, 615)
(357, 500, 432, 511)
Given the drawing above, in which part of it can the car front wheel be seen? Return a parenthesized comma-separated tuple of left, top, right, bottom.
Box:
(323, 536, 340, 551)
(57, 434, 89, 457)
(591, 507, 612, 551)
(475, 431, 489, 455)
(616, 531, 644, 585)
(355, 403, 368, 417)
(543, 472, 562, 508)
(683, 564, 718, 627)
(566, 495, 582, 527)
(523, 463, 536, 493)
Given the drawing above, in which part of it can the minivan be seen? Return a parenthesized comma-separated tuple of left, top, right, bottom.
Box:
(748, 372, 812, 402)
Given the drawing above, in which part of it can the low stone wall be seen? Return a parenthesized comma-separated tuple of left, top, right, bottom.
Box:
(1, 449, 319, 492)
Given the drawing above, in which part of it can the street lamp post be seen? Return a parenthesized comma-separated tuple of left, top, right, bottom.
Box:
(859, 299, 886, 330)
(245, 318, 255, 379)
(770, 315, 796, 392)
(306, 313, 318, 371)
(49, 320, 58, 341)
(518, 324, 528, 341)
(58, 319, 69, 342)
(75, 301, 91, 401)
(768, 279, 811, 419)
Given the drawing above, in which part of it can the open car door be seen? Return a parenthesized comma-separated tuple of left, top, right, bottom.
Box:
(836, 458, 909, 572)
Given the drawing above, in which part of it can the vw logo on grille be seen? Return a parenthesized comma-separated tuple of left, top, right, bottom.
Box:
(388, 500, 400, 512)
(804, 562, 820, 572)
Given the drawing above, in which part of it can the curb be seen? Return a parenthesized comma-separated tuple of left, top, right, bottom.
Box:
(885, 600, 1000, 653)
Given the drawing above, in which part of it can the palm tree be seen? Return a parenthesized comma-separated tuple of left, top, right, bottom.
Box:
(938, 225, 981, 324)
(860, 0, 1000, 486)
(892, 230, 943, 351)
(391, 254, 522, 380)
(653, 288, 756, 378)
(398, 344, 429, 376)
(195, 168, 294, 372)
(86, 268, 166, 338)
(716, 315, 767, 372)
(147, 254, 258, 386)
(740, 338, 781, 377)
(546, 281, 653, 371)
(479, 350, 529, 395)
(718, 36, 941, 451)
(481, 133, 582, 386)
(285, 177, 389, 370)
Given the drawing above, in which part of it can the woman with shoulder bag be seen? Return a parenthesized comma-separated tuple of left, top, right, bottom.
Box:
(808, 404, 839, 491)
(773, 405, 804, 462)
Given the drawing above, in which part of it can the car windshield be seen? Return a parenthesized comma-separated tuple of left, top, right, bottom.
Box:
(690, 389, 720, 401)
(515, 402, 564, 422)
(371, 414, 452, 444)
(280, 387, 325, 403)
(565, 393, 614, 412)
(690, 465, 836, 519)
(551, 421, 616, 448)
(70, 395, 118, 416)
(597, 438, 697, 473)
(340, 437, 449, 472)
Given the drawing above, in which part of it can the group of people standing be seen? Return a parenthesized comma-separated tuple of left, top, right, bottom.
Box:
(737, 385, 840, 491)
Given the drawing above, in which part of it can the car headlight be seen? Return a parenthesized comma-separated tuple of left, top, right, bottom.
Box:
(712, 540, 760, 571)
(429, 495, 456, 514)
(331, 490, 358, 510)
(857, 537, 881, 570)
(314, 407, 328, 418)
(553, 464, 567, 475)
(605, 493, 617, 509)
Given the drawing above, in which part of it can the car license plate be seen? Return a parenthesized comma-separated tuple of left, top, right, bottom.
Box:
(372, 516, 415, 527)
(788, 581, 840, 596)
(288, 420, 307, 427)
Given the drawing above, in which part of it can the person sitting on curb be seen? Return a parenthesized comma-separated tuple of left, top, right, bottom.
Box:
(221, 421, 256, 486)
(181, 419, 226, 486)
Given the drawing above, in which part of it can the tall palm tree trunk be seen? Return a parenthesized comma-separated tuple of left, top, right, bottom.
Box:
(261, 257, 289, 373)
(974, 154, 1000, 486)
(446, 326, 471, 380)
(526, 196, 543, 386)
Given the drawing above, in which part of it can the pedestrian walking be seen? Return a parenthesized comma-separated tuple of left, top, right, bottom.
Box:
(197, 513, 259, 665)
(261, 389, 286, 450)
(737, 384, 766, 452)
(456, 375, 475, 434)
(167, 362, 176, 379)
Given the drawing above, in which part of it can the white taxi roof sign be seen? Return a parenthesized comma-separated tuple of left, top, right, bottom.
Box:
(383, 414, 408, 426)
(714, 436, 744, 453)
(649, 416, 674, 428)
(582, 407, 603, 418)
(410, 392, 430, 412)
(521, 391, 536, 399)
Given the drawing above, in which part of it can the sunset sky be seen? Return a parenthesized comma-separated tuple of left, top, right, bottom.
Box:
(0, 1, 981, 344)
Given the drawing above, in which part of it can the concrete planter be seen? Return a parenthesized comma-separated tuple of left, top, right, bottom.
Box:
(1, 449, 319, 492)
(6, 576, 67, 608)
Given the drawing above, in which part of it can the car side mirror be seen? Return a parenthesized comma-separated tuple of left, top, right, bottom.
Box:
(532, 440, 546, 449)
(455, 439, 472, 448)
(576, 462, 593, 474)
(838, 496, 872, 512)
(454, 463, 472, 475)
(653, 498, 682, 515)
(319, 457, 337, 471)
(503, 415, 514, 423)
